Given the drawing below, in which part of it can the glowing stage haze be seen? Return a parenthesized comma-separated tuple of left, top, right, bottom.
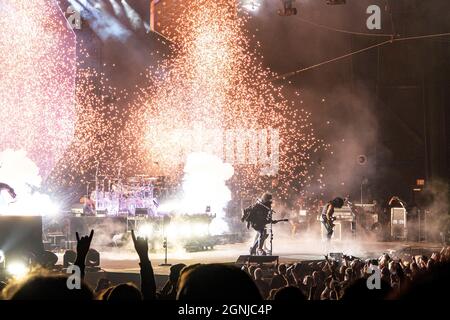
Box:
(0, 149, 59, 216)
(158, 152, 234, 236)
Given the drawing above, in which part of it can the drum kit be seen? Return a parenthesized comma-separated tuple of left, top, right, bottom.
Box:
(86, 174, 159, 216)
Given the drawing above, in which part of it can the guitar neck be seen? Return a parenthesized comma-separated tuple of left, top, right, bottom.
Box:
(272, 219, 289, 223)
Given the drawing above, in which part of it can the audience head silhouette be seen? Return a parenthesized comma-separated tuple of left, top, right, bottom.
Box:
(176, 264, 262, 301)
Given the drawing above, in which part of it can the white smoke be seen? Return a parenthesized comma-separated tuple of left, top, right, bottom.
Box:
(0, 149, 59, 216)
(158, 152, 234, 235)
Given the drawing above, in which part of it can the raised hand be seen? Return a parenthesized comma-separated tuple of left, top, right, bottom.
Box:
(76, 229, 94, 258)
(131, 230, 156, 300)
(131, 230, 149, 261)
(431, 252, 439, 261)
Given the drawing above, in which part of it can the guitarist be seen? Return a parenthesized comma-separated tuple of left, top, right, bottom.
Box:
(321, 197, 344, 240)
(242, 192, 285, 255)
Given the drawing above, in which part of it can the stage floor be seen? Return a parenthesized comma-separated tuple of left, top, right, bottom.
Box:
(60, 239, 444, 276)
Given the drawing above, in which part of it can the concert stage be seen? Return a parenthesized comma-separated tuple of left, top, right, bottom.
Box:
(99, 240, 444, 273)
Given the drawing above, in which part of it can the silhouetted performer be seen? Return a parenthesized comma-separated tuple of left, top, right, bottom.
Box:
(321, 197, 344, 240)
(242, 192, 273, 255)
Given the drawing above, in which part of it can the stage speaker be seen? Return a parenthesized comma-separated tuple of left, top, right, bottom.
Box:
(86, 249, 100, 267)
(63, 250, 76, 268)
(391, 208, 407, 240)
(0, 216, 44, 258)
(235, 255, 279, 266)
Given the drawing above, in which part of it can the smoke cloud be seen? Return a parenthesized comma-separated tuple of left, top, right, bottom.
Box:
(158, 152, 234, 235)
(0, 149, 59, 216)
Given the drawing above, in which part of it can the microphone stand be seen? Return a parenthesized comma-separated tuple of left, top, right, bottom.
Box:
(268, 209, 273, 256)
(257, 200, 275, 256)
(159, 215, 171, 266)
(95, 162, 99, 214)
(397, 198, 408, 240)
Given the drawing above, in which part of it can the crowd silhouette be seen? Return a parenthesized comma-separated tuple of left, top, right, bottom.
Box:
(1, 229, 449, 300)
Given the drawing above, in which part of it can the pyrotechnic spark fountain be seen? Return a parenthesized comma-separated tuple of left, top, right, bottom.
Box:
(158, 152, 234, 235)
(51, 67, 129, 186)
(0, 0, 327, 209)
(125, 0, 327, 202)
(0, 0, 76, 179)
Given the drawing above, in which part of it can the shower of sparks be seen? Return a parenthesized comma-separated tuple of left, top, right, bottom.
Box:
(50, 66, 130, 187)
(0, 0, 76, 179)
(125, 0, 328, 202)
(8, 0, 329, 207)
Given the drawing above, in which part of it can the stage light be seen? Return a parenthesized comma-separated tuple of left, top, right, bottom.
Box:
(63, 250, 76, 268)
(357, 155, 368, 166)
(166, 223, 179, 239)
(192, 223, 209, 237)
(0, 250, 4, 264)
(86, 249, 100, 268)
(165, 221, 211, 240)
(43, 200, 61, 216)
(35, 250, 58, 268)
(241, 0, 262, 13)
(6, 261, 29, 279)
(137, 223, 153, 238)
(179, 223, 193, 239)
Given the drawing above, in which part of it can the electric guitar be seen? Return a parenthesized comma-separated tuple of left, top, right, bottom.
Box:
(270, 219, 289, 224)
(247, 218, 289, 230)
(323, 216, 336, 231)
